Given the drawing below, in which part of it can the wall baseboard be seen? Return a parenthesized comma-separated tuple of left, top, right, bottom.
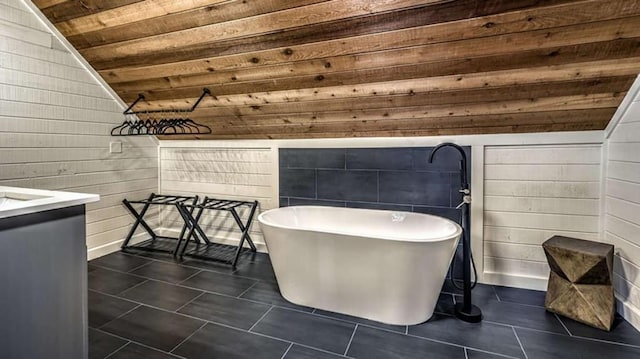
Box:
(616, 297, 640, 332)
(482, 271, 549, 291)
(87, 233, 149, 260)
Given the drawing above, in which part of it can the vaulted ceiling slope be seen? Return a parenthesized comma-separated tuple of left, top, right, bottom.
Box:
(34, 0, 640, 139)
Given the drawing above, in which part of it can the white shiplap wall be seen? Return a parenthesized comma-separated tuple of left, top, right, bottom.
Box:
(159, 133, 604, 281)
(604, 80, 640, 330)
(0, 0, 159, 259)
(159, 147, 276, 249)
(483, 144, 602, 289)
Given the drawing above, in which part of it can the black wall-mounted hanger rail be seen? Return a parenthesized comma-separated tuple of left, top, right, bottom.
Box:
(111, 88, 212, 136)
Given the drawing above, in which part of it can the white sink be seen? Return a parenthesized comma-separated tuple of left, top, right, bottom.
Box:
(0, 186, 99, 219)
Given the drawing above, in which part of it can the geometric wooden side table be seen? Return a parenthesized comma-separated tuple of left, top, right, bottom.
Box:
(542, 235, 615, 331)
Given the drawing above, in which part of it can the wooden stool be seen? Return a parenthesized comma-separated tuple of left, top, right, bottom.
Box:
(542, 236, 615, 331)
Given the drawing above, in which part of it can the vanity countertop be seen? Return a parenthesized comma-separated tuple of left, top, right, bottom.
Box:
(0, 186, 99, 219)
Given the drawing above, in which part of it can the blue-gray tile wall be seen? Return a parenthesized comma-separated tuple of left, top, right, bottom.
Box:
(317, 170, 378, 202)
(278, 146, 471, 280)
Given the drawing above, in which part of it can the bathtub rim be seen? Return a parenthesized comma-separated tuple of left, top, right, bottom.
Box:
(258, 205, 462, 243)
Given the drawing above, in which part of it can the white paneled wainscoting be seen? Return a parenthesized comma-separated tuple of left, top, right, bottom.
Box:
(483, 144, 602, 289)
(0, 0, 159, 259)
(157, 131, 605, 290)
(159, 131, 640, 330)
(603, 77, 640, 331)
(158, 147, 277, 251)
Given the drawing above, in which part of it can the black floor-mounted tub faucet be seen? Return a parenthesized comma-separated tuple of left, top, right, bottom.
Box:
(429, 142, 482, 323)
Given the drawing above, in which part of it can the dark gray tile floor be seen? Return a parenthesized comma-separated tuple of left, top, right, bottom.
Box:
(89, 250, 640, 359)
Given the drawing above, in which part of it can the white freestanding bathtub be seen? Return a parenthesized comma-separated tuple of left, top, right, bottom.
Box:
(258, 206, 462, 325)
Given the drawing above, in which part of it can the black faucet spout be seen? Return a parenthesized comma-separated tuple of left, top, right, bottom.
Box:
(428, 142, 468, 188)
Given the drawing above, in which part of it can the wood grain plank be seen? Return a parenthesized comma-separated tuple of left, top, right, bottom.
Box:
(96, 0, 639, 76)
(110, 29, 640, 97)
(68, 0, 568, 50)
(81, 0, 445, 63)
(40, 0, 144, 23)
(158, 121, 611, 140)
(54, 0, 230, 36)
(183, 77, 633, 117)
(63, 0, 330, 46)
(194, 109, 614, 137)
(133, 58, 640, 107)
(190, 95, 620, 130)
(32, 0, 69, 9)
(194, 109, 616, 135)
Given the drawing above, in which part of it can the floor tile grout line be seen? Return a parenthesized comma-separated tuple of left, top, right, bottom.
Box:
(249, 331, 355, 359)
(555, 313, 572, 336)
(344, 324, 358, 356)
(236, 280, 260, 298)
(484, 319, 640, 349)
(115, 279, 149, 297)
(177, 268, 203, 284)
(492, 286, 501, 302)
(512, 326, 529, 359)
(93, 327, 187, 359)
(362, 320, 524, 358)
(570, 333, 640, 349)
(92, 254, 640, 353)
(90, 288, 504, 359)
(304, 309, 405, 334)
(280, 343, 293, 359)
(118, 250, 262, 282)
(249, 305, 274, 332)
(174, 291, 207, 313)
(98, 304, 142, 330)
(256, 297, 638, 352)
(446, 292, 546, 310)
(102, 341, 130, 359)
(125, 260, 156, 273)
(90, 286, 313, 326)
(90, 264, 280, 308)
(169, 321, 209, 354)
(464, 347, 520, 359)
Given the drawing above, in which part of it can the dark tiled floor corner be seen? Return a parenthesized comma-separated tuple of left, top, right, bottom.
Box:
(88, 251, 640, 359)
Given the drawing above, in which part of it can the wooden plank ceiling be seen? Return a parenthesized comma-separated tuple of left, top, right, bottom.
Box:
(34, 0, 640, 139)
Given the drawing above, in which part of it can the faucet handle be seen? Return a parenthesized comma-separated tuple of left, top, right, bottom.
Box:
(459, 188, 470, 195)
(456, 194, 471, 209)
